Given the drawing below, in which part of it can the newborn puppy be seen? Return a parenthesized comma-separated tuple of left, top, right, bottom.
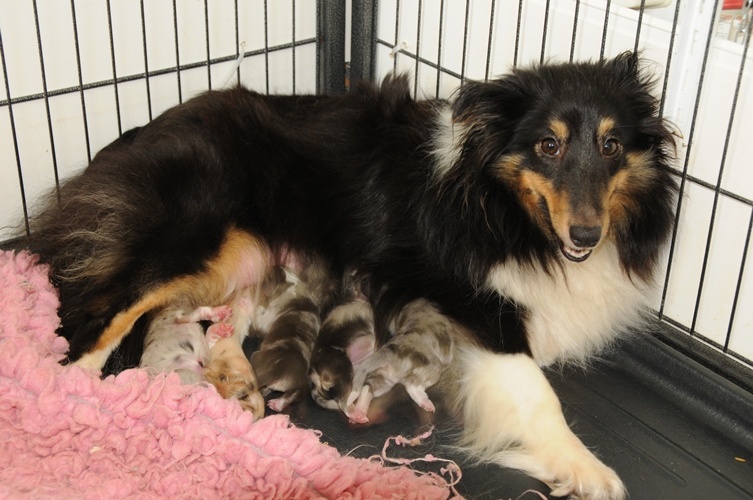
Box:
(308, 298, 376, 418)
(250, 259, 336, 411)
(140, 305, 233, 384)
(346, 298, 455, 423)
(142, 300, 266, 419)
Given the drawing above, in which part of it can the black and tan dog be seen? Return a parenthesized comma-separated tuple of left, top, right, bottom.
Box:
(27, 53, 676, 499)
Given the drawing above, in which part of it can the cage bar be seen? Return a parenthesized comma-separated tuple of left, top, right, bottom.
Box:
(69, 0, 92, 163)
(317, 0, 346, 95)
(31, 0, 60, 196)
(105, 0, 123, 135)
(0, 31, 29, 236)
(690, 15, 753, 345)
(659, 0, 722, 321)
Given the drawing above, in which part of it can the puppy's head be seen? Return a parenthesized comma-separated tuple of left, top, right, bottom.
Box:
(451, 52, 677, 276)
(308, 300, 376, 412)
(308, 351, 354, 411)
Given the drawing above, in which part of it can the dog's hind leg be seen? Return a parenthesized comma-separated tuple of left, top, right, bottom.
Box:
(74, 228, 272, 373)
(74, 281, 193, 371)
(204, 287, 266, 420)
(451, 345, 626, 500)
(205, 335, 265, 420)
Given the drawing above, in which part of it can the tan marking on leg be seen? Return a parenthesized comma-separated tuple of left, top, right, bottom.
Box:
(77, 228, 271, 371)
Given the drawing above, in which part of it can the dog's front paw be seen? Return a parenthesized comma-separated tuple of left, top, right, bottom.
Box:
(205, 357, 265, 421)
(545, 450, 626, 500)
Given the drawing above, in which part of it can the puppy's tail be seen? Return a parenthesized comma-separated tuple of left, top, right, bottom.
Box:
(440, 341, 627, 500)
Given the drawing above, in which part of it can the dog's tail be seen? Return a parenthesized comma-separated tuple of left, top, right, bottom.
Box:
(24, 135, 161, 360)
(23, 123, 237, 363)
(439, 340, 627, 499)
(26, 131, 144, 289)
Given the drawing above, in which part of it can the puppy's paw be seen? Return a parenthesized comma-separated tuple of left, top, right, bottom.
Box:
(267, 388, 304, 413)
(267, 398, 286, 413)
(208, 305, 233, 322)
(177, 305, 233, 324)
(344, 385, 372, 424)
(206, 322, 235, 348)
(405, 384, 435, 413)
(205, 357, 265, 421)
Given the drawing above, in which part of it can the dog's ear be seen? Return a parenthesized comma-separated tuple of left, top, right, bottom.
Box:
(608, 51, 639, 75)
(452, 77, 530, 125)
(377, 72, 413, 115)
(448, 77, 532, 175)
(607, 51, 676, 151)
(606, 51, 650, 92)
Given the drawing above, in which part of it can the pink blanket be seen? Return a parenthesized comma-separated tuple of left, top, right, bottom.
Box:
(0, 250, 454, 499)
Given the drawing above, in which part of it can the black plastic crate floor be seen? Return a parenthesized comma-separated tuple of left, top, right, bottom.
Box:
(277, 335, 753, 499)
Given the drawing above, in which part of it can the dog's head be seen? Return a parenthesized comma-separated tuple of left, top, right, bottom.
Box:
(450, 52, 677, 277)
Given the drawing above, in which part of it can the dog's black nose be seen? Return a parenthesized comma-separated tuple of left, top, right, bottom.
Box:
(569, 225, 601, 248)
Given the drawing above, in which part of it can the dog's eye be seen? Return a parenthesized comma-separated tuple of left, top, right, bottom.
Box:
(602, 138, 621, 157)
(539, 137, 560, 157)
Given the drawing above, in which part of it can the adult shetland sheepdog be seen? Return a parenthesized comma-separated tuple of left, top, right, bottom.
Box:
(26, 52, 676, 499)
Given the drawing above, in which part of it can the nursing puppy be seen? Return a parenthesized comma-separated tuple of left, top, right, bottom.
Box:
(249, 259, 336, 411)
(27, 52, 676, 499)
(309, 297, 377, 418)
(139, 305, 232, 384)
(346, 298, 456, 423)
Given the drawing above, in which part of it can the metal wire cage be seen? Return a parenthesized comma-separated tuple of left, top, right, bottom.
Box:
(2, 0, 752, 391)
(1, 0, 348, 237)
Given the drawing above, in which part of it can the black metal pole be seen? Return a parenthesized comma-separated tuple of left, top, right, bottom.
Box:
(350, 0, 377, 88)
(317, 0, 347, 95)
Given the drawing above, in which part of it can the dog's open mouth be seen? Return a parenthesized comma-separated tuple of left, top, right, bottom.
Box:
(560, 242, 593, 262)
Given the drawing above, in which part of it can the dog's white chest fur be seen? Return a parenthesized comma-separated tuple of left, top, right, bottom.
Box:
(487, 242, 653, 366)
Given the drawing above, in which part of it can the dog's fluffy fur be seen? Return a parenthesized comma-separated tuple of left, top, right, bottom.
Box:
(26, 52, 676, 498)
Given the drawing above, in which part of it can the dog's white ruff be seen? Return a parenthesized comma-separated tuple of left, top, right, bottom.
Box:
(487, 241, 653, 367)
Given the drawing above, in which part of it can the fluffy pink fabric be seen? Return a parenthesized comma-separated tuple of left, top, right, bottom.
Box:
(0, 250, 453, 499)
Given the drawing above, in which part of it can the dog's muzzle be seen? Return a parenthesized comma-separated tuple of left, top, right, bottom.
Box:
(560, 242, 593, 262)
(560, 225, 601, 262)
